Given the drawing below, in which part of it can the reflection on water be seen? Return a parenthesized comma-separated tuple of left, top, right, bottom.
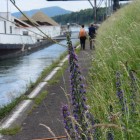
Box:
(0, 32, 79, 107)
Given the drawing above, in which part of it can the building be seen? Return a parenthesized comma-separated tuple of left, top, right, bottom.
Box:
(0, 11, 61, 60)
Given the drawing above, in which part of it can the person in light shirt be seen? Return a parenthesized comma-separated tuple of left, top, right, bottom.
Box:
(78, 25, 87, 50)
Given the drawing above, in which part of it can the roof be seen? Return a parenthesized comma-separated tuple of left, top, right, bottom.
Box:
(31, 11, 59, 26)
(19, 15, 39, 26)
(14, 17, 32, 27)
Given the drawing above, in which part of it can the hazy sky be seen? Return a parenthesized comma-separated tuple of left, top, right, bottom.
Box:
(1, 0, 106, 13)
(1, 0, 129, 13)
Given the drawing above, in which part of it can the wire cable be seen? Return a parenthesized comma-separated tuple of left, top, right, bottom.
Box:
(0, 15, 46, 38)
(9, 0, 67, 47)
(97, 0, 104, 8)
(88, 0, 94, 9)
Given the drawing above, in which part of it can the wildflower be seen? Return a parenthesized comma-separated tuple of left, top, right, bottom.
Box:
(129, 70, 138, 114)
(116, 71, 127, 113)
(107, 131, 114, 140)
(62, 33, 95, 140)
(62, 105, 77, 139)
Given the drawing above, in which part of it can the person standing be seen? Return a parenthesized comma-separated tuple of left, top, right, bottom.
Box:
(88, 24, 96, 49)
(79, 25, 87, 50)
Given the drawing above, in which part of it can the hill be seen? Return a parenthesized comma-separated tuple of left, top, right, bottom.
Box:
(52, 8, 106, 25)
(12, 6, 72, 18)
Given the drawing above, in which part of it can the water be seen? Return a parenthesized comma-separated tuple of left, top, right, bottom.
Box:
(0, 31, 79, 107)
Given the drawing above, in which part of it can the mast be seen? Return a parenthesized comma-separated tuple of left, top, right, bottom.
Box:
(113, 0, 120, 11)
(7, 0, 9, 20)
(88, 0, 96, 23)
(94, 0, 97, 23)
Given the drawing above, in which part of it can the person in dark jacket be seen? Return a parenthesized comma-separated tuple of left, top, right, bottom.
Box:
(88, 24, 96, 49)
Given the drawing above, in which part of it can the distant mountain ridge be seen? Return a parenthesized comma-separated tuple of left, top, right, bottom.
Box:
(12, 6, 72, 18)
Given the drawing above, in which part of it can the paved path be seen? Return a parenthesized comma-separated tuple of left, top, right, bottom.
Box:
(3, 41, 94, 140)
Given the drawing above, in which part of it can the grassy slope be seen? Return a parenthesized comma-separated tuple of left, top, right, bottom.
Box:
(87, 0, 140, 139)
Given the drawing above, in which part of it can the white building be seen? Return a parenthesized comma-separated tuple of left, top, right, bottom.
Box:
(0, 11, 61, 45)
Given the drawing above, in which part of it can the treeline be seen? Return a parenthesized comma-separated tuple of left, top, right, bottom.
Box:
(52, 8, 106, 25)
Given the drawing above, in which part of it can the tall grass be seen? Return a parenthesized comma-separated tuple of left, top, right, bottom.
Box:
(87, 0, 140, 139)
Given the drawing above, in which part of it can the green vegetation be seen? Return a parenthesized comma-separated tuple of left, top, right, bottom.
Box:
(0, 126, 21, 135)
(53, 8, 106, 25)
(34, 91, 48, 106)
(0, 95, 28, 120)
(47, 62, 68, 85)
(87, 0, 140, 139)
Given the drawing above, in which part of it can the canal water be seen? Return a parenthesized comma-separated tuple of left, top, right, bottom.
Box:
(0, 31, 79, 107)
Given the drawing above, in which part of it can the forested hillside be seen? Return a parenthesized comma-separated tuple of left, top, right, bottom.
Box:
(52, 8, 106, 25)
(12, 6, 72, 18)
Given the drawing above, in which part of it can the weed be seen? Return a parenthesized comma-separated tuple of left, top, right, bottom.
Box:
(0, 126, 21, 135)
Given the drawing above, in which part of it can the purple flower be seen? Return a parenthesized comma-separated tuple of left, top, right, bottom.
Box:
(63, 105, 68, 112)
(129, 70, 138, 114)
(80, 84, 84, 88)
(62, 34, 95, 139)
(107, 132, 114, 140)
(116, 71, 127, 113)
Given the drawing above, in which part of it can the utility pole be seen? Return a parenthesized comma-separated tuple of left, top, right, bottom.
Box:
(111, 0, 113, 14)
(105, 0, 108, 18)
(7, 0, 9, 20)
(108, 0, 111, 16)
(88, 0, 97, 23)
(113, 0, 120, 11)
(94, 0, 97, 23)
(108, 0, 113, 16)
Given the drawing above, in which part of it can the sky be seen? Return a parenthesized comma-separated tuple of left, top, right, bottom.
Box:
(1, 0, 105, 13)
(1, 0, 130, 13)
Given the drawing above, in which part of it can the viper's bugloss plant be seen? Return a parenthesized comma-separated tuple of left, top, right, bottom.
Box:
(107, 131, 114, 140)
(62, 105, 78, 139)
(116, 71, 127, 113)
(129, 70, 137, 114)
(62, 33, 95, 140)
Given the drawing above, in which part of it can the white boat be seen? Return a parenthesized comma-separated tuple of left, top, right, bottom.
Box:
(0, 11, 61, 60)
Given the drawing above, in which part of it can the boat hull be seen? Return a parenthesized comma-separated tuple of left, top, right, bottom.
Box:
(0, 40, 53, 60)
